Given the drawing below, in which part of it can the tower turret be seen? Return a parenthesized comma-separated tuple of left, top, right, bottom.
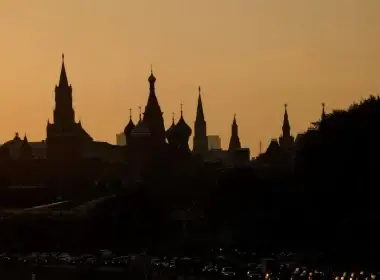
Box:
(53, 53, 75, 126)
(282, 104, 290, 139)
(279, 103, 294, 151)
(193, 86, 208, 156)
(228, 114, 241, 151)
(321, 102, 327, 121)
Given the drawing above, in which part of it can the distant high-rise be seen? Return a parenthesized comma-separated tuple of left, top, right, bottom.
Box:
(116, 132, 126, 146)
(193, 86, 208, 156)
(207, 135, 221, 150)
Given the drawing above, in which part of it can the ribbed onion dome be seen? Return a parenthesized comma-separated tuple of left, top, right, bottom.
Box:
(148, 72, 156, 84)
(173, 112, 192, 138)
(124, 118, 135, 137)
(131, 119, 150, 137)
(166, 116, 176, 137)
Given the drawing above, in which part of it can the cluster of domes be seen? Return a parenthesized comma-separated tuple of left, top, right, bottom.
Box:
(123, 69, 192, 148)
(172, 111, 192, 138)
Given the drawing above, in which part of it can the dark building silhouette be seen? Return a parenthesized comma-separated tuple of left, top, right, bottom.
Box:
(193, 86, 208, 157)
(46, 54, 92, 162)
(228, 114, 241, 151)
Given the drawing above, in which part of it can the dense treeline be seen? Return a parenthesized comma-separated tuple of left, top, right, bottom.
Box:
(87, 96, 380, 258)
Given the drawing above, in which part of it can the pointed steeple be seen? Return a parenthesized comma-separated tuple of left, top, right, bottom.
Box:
(282, 104, 291, 138)
(228, 114, 241, 151)
(193, 86, 208, 155)
(195, 86, 205, 122)
(59, 53, 69, 88)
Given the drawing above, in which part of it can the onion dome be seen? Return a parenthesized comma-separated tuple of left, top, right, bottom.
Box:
(166, 113, 176, 142)
(131, 109, 150, 137)
(173, 106, 192, 138)
(148, 65, 156, 84)
(124, 109, 136, 137)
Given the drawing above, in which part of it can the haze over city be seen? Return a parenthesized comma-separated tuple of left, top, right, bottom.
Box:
(1, 0, 380, 154)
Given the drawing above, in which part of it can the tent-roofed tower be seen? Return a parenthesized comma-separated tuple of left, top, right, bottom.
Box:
(46, 54, 92, 163)
(53, 53, 75, 126)
(193, 86, 208, 156)
(228, 114, 241, 151)
(143, 65, 166, 147)
(279, 103, 294, 150)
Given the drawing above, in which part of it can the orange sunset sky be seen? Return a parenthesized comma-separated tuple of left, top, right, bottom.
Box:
(1, 0, 380, 156)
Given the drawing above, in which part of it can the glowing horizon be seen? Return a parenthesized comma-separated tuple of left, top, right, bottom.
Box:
(1, 0, 380, 155)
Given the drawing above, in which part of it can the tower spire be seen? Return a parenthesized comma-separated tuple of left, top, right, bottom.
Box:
(193, 85, 208, 156)
(282, 103, 290, 138)
(58, 53, 69, 87)
(321, 102, 326, 121)
(195, 86, 205, 122)
(180, 103, 183, 117)
(228, 114, 241, 151)
(172, 112, 175, 125)
(138, 106, 142, 121)
(129, 108, 132, 120)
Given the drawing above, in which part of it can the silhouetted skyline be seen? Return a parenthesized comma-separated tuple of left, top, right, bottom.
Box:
(1, 0, 380, 154)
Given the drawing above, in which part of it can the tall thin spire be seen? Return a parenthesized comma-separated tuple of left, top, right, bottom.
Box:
(282, 103, 291, 138)
(228, 114, 241, 151)
(172, 112, 175, 125)
(59, 53, 69, 87)
(195, 86, 205, 122)
(129, 108, 132, 120)
(193, 85, 208, 155)
(180, 103, 183, 117)
(321, 102, 326, 121)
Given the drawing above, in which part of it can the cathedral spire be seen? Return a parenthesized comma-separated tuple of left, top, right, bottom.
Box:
(59, 53, 69, 88)
(228, 114, 241, 151)
(282, 103, 291, 138)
